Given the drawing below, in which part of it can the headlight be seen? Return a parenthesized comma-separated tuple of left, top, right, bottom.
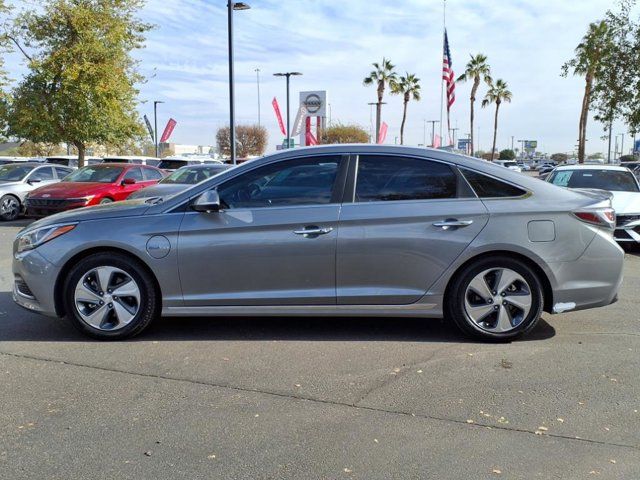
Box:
(16, 223, 77, 253)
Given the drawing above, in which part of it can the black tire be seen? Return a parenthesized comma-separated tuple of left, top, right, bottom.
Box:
(62, 252, 159, 340)
(99, 198, 113, 204)
(0, 194, 21, 221)
(445, 256, 544, 341)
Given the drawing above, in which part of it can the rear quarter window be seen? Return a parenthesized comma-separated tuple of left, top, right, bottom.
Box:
(461, 169, 526, 198)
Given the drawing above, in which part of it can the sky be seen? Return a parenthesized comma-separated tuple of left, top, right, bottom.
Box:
(5, 0, 636, 155)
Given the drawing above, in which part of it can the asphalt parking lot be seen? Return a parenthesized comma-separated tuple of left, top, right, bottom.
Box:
(0, 220, 639, 479)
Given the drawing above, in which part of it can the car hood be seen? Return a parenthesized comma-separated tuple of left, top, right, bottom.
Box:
(28, 181, 111, 199)
(0, 180, 22, 188)
(21, 199, 152, 233)
(127, 183, 188, 199)
(610, 191, 640, 215)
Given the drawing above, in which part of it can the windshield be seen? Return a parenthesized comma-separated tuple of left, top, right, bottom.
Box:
(549, 169, 640, 192)
(160, 166, 227, 185)
(64, 165, 124, 183)
(0, 164, 34, 181)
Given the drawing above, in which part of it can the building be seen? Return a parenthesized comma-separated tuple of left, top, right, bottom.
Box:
(159, 143, 215, 156)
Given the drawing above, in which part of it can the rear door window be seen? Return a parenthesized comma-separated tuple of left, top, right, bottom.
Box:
(355, 155, 457, 202)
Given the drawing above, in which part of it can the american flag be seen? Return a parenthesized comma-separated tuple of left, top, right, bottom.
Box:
(442, 29, 455, 141)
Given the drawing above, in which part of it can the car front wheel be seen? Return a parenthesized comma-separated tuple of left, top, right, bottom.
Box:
(0, 194, 21, 221)
(445, 256, 544, 341)
(63, 252, 159, 340)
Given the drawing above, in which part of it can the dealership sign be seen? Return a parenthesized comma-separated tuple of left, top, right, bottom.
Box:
(299, 91, 326, 118)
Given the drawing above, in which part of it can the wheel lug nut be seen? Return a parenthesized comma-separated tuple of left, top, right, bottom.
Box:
(502, 301, 507, 306)
(492, 291, 497, 295)
(99, 300, 104, 305)
(494, 305, 499, 310)
(487, 299, 493, 304)
(108, 303, 113, 308)
(501, 292, 506, 297)
(99, 291, 104, 296)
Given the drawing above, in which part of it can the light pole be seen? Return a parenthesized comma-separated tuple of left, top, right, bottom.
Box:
(255, 68, 261, 127)
(273, 72, 302, 148)
(450, 127, 459, 148)
(228, 1, 251, 165)
(620, 133, 625, 158)
(153, 100, 164, 158)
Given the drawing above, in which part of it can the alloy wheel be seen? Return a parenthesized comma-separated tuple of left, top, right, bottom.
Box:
(74, 266, 141, 331)
(464, 268, 532, 333)
(0, 196, 19, 220)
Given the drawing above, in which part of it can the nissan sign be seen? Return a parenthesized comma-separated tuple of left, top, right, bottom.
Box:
(299, 90, 327, 117)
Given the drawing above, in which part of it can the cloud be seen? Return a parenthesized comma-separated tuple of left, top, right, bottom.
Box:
(5, 0, 628, 155)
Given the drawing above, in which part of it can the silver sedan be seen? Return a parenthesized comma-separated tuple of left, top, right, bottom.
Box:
(12, 145, 624, 341)
(0, 163, 74, 220)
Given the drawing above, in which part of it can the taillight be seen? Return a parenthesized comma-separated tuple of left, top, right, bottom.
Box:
(573, 208, 616, 229)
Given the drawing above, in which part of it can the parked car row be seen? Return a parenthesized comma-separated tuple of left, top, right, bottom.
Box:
(0, 161, 232, 221)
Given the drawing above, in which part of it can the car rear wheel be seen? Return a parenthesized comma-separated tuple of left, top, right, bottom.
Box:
(63, 252, 159, 340)
(99, 198, 113, 204)
(445, 256, 544, 341)
(0, 194, 20, 221)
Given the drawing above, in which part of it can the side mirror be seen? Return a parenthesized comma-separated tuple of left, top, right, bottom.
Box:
(192, 190, 222, 213)
(122, 178, 136, 186)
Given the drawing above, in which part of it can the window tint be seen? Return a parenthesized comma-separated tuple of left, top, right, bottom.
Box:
(461, 169, 526, 198)
(157, 160, 188, 170)
(30, 167, 55, 181)
(143, 168, 164, 181)
(355, 155, 456, 202)
(124, 167, 144, 182)
(218, 156, 342, 209)
(55, 167, 72, 179)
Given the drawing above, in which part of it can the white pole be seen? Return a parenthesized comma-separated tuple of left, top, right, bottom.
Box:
(439, 0, 446, 145)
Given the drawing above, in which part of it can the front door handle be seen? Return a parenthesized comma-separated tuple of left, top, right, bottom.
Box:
(433, 219, 474, 230)
(293, 226, 334, 237)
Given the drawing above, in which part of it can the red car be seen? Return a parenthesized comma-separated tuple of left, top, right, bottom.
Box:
(25, 163, 165, 217)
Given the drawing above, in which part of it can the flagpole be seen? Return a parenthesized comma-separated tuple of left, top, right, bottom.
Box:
(439, 0, 446, 145)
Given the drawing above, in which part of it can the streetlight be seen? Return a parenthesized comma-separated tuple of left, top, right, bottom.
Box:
(228, 1, 251, 165)
(153, 100, 164, 158)
(273, 72, 302, 148)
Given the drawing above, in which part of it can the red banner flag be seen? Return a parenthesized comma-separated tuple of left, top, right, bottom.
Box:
(377, 121, 388, 144)
(272, 97, 286, 136)
(433, 134, 441, 149)
(159, 118, 177, 143)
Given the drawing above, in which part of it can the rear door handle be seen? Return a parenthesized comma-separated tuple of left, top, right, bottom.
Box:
(433, 219, 474, 230)
(293, 226, 334, 237)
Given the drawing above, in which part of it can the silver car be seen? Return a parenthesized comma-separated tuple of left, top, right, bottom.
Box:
(0, 163, 74, 221)
(12, 145, 624, 341)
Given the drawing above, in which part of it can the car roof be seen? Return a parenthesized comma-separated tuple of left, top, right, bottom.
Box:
(554, 164, 629, 172)
(1, 162, 44, 167)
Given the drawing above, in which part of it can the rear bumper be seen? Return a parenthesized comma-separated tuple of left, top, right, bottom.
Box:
(548, 229, 624, 314)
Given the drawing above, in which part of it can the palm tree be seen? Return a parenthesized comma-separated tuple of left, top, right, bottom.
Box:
(482, 79, 513, 161)
(561, 21, 611, 163)
(456, 54, 492, 155)
(390, 73, 421, 145)
(363, 58, 397, 143)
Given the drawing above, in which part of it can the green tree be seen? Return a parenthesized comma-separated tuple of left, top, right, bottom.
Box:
(390, 72, 420, 145)
(363, 58, 397, 144)
(562, 21, 612, 164)
(482, 79, 512, 162)
(456, 54, 492, 156)
(6, 0, 152, 167)
(551, 153, 569, 163)
(322, 123, 369, 144)
(499, 149, 516, 160)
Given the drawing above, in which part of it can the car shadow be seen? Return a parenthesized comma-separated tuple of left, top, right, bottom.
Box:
(0, 292, 556, 344)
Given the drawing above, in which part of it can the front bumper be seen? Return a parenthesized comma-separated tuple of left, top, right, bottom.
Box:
(12, 248, 61, 317)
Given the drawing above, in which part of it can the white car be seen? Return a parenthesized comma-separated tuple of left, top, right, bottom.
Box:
(0, 163, 74, 220)
(547, 164, 640, 244)
(494, 160, 522, 172)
